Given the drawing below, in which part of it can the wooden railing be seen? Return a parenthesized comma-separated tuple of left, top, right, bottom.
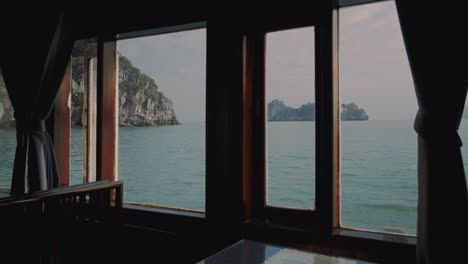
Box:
(0, 180, 124, 262)
(0, 180, 122, 209)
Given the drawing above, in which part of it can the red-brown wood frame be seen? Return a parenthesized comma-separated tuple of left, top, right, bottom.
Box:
(55, 62, 71, 187)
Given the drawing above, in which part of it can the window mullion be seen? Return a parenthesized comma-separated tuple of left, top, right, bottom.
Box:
(98, 40, 119, 183)
(54, 61, 72, 187)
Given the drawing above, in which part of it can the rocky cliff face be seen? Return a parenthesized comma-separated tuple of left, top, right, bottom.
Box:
(70, 48, 179, 127)
(117, 56, 179, 126)
(340, 103, 369, 121)
(70, 55, 179, 127)
(71, 78, 84, 126)
(0, 53, 179, 128)
(0, 72, 15, 128)
(68, 49, 179, 126)
(268, 99, 315, 121)
(267, 100, 369, 121)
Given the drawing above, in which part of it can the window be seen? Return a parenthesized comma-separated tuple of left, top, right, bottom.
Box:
(339, 1, 417, 235)
(0, 67, 15, 192)
(265, 27, 316, 209)
(461, 107, 468, 185)
(47, 5, 416, 261)
(54, 39, 97, 186)
(244, 24, 318, 224)
(117, 28, 206, 211)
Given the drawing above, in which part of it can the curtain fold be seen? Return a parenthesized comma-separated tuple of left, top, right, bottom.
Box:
(0, 9, 74, 195)
(395, 1, 468, 263)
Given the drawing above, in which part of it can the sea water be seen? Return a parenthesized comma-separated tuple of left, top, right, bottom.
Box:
(1, 120, 468, 235)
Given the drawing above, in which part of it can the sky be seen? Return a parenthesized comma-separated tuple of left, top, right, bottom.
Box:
(118, 1, 417, 121)
(266, 27, 315, 109)
(119, 29, 206, 123)
(339, 1, 417, 120)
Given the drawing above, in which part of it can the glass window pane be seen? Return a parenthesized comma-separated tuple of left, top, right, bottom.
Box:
(86, 57, 98, 183)
(461, 107, 468, 186)
(340, 1, 417, 234)
(118, 28, 206, 211)
(70, 39, 97, 185)
(0, 67, 15, 194)
(266, 27, 315, 209)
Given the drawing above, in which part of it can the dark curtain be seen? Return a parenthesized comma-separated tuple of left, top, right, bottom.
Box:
(0, 10, 74, 195)
(395, 1, 468, 263)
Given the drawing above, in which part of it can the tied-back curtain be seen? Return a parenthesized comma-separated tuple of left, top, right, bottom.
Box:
(395, 1, 468, 263)
(0, 10, 74, 195)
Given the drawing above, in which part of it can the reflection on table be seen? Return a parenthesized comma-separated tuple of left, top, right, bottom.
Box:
(198, 239, 373, 264)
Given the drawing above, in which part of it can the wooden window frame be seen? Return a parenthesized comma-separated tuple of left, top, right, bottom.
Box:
(97, 40, 119, 183)
(55, 61, 72, 187)
(244, 26, 321, 229)
(55, 44, 98, 186)
(53, 3, 416, 261)
(83, 53, 98, 183)
(99, 23, 210, 216)
(242, 0, 415, 253)
(334, 0, 418, 241)
(240, 6, 336, 234)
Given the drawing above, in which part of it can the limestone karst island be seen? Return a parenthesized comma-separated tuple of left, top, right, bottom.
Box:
(268, 99, 369, 121)
(0, 41, 179, 128)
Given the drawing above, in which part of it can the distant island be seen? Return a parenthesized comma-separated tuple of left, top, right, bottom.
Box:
(268, 99, 369, 121)
(340, 103, 370, 121)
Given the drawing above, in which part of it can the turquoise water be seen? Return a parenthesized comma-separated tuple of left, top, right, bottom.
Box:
(118, 124, 205, 210)
(267, 122, 315, 209)
(1, 120, 468, 235)
(341, 120, 418, 234)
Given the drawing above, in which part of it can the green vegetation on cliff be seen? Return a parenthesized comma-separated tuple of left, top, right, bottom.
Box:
(119, 55, 158, 101)
(268, 100, 368, 121)
(0, 70, 15, 127)
(340, 103, 369, 121)
(268, 99, 316, 121)
(71, 39, 179, 127)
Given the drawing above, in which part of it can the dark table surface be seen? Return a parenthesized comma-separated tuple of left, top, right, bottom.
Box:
(198, 239, 373, 264)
